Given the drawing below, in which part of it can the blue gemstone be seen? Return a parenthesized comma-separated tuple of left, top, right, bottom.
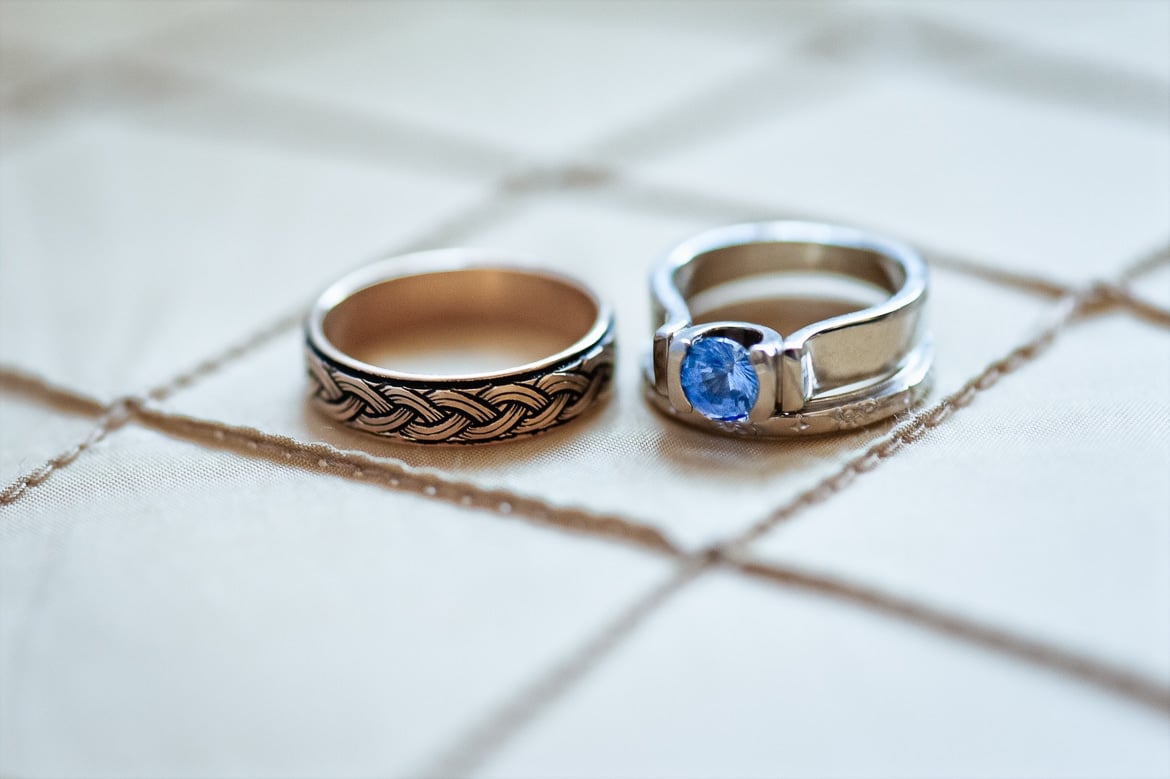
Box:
(680, 336, 760, 421)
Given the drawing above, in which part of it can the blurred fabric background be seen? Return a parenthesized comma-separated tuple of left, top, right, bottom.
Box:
(1, 1, 1168, 777)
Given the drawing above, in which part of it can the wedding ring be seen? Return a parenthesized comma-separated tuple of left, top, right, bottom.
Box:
(306, 250, 615, 444)
(646, 221, 932, 436)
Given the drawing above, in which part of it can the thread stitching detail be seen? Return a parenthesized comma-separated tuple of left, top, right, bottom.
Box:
(130, 404, 678, 555)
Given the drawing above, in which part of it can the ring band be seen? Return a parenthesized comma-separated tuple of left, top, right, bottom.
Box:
(305, 250, 615, 445)
(646, 221, 932, 437)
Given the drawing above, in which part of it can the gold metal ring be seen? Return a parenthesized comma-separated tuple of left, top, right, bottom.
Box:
(306, 250, 615, 445)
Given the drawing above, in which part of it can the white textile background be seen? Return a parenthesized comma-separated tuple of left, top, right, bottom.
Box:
(1, 2, 1168, 778)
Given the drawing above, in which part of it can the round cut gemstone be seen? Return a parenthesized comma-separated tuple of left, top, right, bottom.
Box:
(680, 336, 759, 421)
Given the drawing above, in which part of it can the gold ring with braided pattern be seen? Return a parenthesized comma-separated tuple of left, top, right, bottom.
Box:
(305, 250, 615, 445)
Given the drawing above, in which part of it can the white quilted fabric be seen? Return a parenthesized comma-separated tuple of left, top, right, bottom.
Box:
(1, 2, 1168, 777)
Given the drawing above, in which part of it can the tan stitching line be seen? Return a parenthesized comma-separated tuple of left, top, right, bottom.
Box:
(130, 403, 679, 556)
(836, 13, 1170, 128)
(727, 287, 1091, 551)
(417, 555, 713, 779)
(0, 362, 670, 551)
(1118, 244, 1170, 282)
(0, 400, 133, 507)
(1108, 245, 1170, 326)
(727, 554, 1170, 715)
(0, 364, 106, 418)
(146, 309, 306, 404)
(924, 250, 1072, 300)
(419, 541, 1170, 778)
(1090, 284, 1170, 328)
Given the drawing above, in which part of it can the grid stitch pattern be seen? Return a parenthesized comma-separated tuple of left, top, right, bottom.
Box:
(1, 3, 1168, 776)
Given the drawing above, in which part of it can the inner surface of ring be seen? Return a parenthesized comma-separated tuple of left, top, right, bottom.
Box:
(689, 270, 890, 334)
(322, 269, 598, 377)
(676, 241, 906, 305)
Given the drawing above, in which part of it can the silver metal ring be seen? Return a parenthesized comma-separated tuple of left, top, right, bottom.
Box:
(645, 221, 932, 437)
(306, 249, 615, 445)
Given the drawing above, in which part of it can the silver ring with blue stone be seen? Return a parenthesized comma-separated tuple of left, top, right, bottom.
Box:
(645, 221, 933, 437)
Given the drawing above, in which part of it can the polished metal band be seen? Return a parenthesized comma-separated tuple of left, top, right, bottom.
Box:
(646, 221, 932, 436)
(306, 250, 615, 445)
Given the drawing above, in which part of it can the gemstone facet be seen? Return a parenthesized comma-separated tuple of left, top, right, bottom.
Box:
(680, 336, 760, 421)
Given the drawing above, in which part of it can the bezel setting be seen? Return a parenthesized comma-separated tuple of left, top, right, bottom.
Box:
(665, 321, 782, 428)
